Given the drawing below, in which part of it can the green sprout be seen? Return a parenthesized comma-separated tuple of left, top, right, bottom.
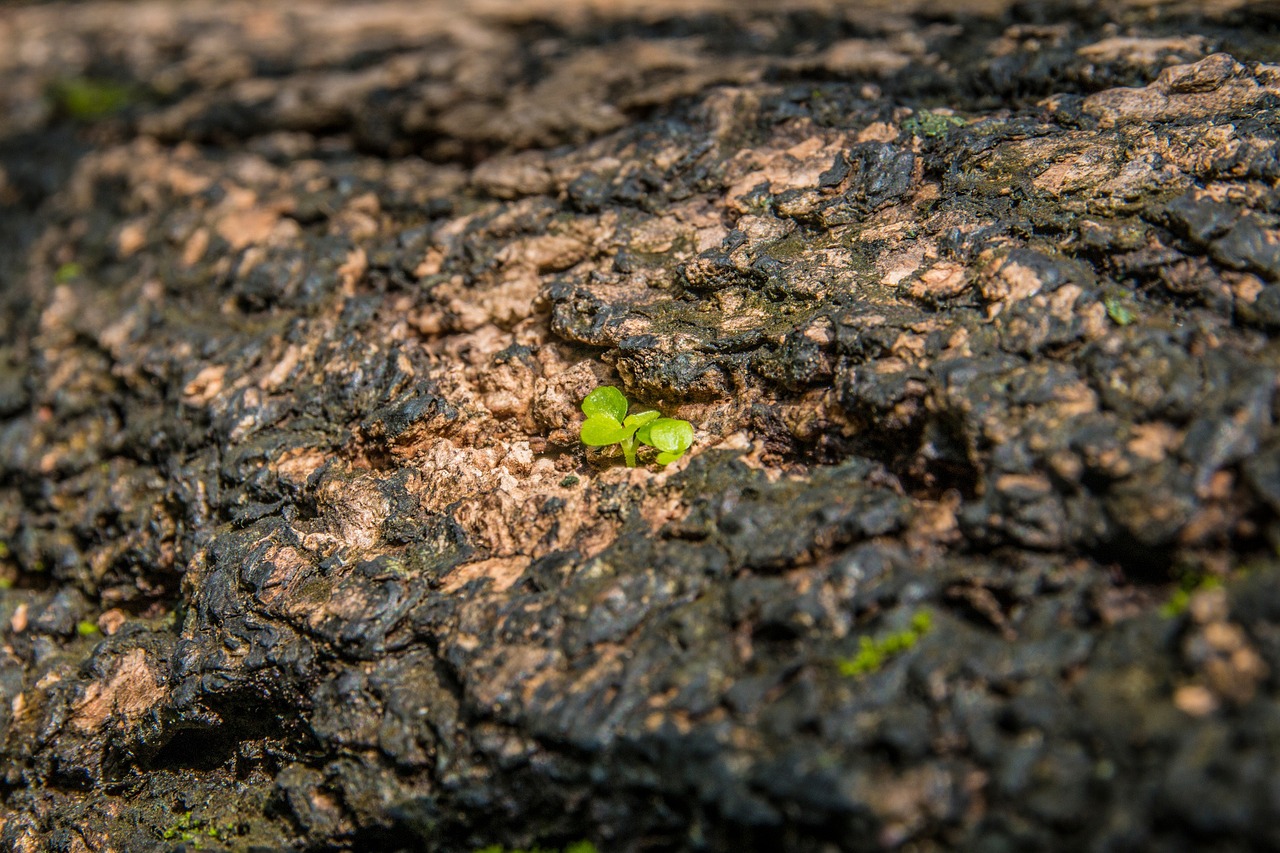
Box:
(837, 610, 933, 678)
(159, 810, 233, 845)
(579, 386, 693, 468)
(76, 619, 100, 637)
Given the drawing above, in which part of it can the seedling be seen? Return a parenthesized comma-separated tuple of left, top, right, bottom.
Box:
(579, 386, 693, 467)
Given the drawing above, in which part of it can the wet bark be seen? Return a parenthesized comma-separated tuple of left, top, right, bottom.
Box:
(2, 1, 1280, 850)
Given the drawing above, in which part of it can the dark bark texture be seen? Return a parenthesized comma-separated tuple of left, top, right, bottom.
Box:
(3, 1, 1280, 850)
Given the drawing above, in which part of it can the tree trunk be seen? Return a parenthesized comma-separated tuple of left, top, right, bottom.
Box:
(2, 1, 1280, 850)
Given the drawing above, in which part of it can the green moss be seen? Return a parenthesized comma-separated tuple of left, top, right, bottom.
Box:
(903, 111, 966, 139)
(161, 812, 197, 842)
(298, 577, 333, 603)
(160, 811, 235, 846)
(0, 541, 9, 560)
(1160, 573, 1223, 618)
(837, 609, 933, 677)
(50, 78, 139, 120)
(762, 231, 813, 262)
(1104, 293, 1137, 326)
(54, 262, 83, 284)
(559, 475, 580, 488)
(76, 619, 100, 637)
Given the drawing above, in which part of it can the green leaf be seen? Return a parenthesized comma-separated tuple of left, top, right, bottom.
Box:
(581, 386, 628, 422)
(580, 413, 629, 446)
(580, 389, 696, 469)
(623, 409, 659, 431)
(638, 418, 693, 453)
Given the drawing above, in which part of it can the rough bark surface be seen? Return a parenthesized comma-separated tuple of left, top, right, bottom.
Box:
(2, 1, 1280, 850)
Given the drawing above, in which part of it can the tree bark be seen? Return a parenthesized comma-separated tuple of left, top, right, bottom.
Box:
(2, 1, 1280, 850)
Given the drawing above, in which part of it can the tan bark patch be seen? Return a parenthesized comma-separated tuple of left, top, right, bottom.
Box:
(183, 364, 227, 405)
(1033, 147, 1119, 196)
(182, 227, 210, 266)
(260, 343, 305, 392)
(440, 556, 530, 594)
(1081, 54, 1280, 128)
(98, 609, 127, 636)
(71, 649, 162, 732)
(982, 256, 1049, 306)
(908, 261, 969, 299)
(338, 247, 368, 294)
(1077, 35, 1208, 65)
(1174, 683, 1218, 717)
(274, 447, 329, 487)
(819, 40, 913, 76)
(1128, 422, 1181, 462)
(215, 208, 281, 251)
(117, 220, 148, 257)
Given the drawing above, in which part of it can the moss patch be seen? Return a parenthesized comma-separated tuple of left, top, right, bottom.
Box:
(838, 610, 933, 677)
